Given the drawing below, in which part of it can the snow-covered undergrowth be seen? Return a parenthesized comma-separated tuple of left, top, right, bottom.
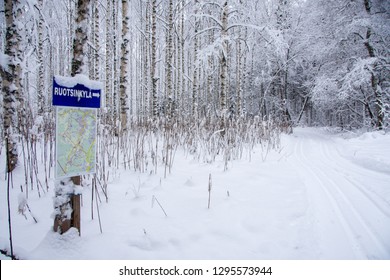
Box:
(1, 127, 389, 259)
(103, 117, 281, 174)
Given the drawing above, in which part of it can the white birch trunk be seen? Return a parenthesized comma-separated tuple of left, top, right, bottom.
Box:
(192, 0, 200, 120)
(37, 0, 45, 116)
(120, 0, 130, 131)
(105, 0, 112, 123)
(1, 0, 24, 172)
(71, 0, 90, 75)
(151, 0, 158, 119)
(219, 1, 229, 114)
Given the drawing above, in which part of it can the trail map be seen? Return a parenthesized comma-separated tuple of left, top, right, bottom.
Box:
(56, 107, 97, 178)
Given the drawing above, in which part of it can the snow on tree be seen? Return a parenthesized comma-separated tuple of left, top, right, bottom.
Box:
(1, 0, 24, 172)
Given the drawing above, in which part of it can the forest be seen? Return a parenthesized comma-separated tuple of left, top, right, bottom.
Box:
(0, 0, 390, 262)
(1, 0, 389, 216)
(1, 0, 389, 164)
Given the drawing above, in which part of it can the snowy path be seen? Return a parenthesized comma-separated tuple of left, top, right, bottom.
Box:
(289, 129, 390, 259)
(1, 128, 390, 260)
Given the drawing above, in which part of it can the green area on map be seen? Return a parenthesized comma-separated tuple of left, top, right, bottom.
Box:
(56, 107, 97, 178)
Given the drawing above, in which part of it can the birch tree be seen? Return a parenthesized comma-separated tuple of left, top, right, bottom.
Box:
(105, 0, 112, 118)
(1, 0, 24, 172)
(120, 0, 130, 131)
(165, 0, 174, 120)
(54, 0, 90, 235)
(90, 0, 100, 81)
(151, 0, 158, 119)
(71, 0, 90, 75)
(141, 0, 150, 121)
(36, 0, 45, 116)
(219, 1, 229, 115)
(192, 0, 200, 119)
(112, 0, 119, 130)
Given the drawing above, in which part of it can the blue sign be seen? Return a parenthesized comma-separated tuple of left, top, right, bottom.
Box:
(52, 76, 101, 108)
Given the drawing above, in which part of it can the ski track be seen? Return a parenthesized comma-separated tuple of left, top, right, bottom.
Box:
(294, 135, 365, 259)
(322, 142, 390, 219)
(291, 129, 390, 259)
(318, 142, 388, 258)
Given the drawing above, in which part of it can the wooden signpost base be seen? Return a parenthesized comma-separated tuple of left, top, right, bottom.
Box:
(53, 176, 81, 235)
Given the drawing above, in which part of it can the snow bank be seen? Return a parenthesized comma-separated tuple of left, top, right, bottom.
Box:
(336, 131, 390, 174)
(29, 228, 83, 260)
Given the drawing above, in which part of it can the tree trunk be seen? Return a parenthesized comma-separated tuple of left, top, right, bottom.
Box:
(282, 47, 292, 132)
(166, 0, 174, 120)
(176, 0, 183, 117)
(90, 1, 100, 81)
(37, 0, 45, 116)
(1, 0, 24, 172)
(105, 0, 112, 121)
(142, 0, 150, 121)
(120, 0, 130, 132)
(71, 0, 89, 75)
(151, 0, 158, 119)
(219, 1, 229, 114)
(236, 30, 241, 117)
(363, 0, 384, 130)
(112, 0, 119, 133)
(192, 0, 200, 120)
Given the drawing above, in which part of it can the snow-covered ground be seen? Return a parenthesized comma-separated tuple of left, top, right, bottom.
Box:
(1, 127, 389, 260)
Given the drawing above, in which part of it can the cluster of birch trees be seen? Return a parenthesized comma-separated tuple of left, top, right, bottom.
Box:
(1, 0, 389, 172)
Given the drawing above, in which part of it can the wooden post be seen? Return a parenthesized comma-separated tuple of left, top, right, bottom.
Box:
(70, 175, 81, 235)
(53, 176, 81, 235)
(53, 206, 71, 234)
(71, 193, 81, 235)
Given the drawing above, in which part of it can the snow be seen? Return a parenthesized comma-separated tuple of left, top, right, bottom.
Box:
(54, 74, 103, 90)
(17, 193, 27, 217)
(0, 52, 10, 71)
(1, 128, 390, 260)
(53, 178, 76, 220)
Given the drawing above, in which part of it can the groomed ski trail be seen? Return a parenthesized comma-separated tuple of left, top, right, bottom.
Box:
(289, 128, 390, 259)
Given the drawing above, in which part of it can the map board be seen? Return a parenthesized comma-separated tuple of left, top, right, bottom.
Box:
(55, 107, 97, 178)
(53, 75, 102, 179)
